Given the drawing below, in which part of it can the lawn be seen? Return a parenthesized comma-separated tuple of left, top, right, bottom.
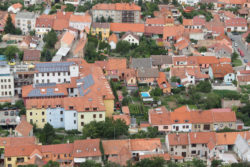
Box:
(232, 59, 243, 67)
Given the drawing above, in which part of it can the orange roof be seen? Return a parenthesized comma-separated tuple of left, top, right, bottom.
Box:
(73, 38, 87, 55)
(69, 14, 91, 23)
(122, 106, 130, 115)
(210, 108, 236, 122)
(149, 106, 171, 125)
(163, 25, 184, 40)
(183, 19, 193, 26)
(5, 145, 40, 157)
(216, 131, 250, 145)
(113, 114, 131, 125)
(110, 23, 145, 33)
(210, 64, 234, 78)
(106, 58, 127, 71)
(191, 110, 214, 124)
(130, 138, 162, 151)
(15, 120, 33, 136)
(92, 3, 140, 11)
(73, 139, 101, 158)
(61, 31, 75, 46)
(53, 19, 69, 30)
(171, 106, 191, 124)
(197, 56, 220, 64)
(108, 33, 118, 43)
(102, 140, 129, 155)
(0, 137, 36, 147)
(189, 132, 216, 144)
(168, 133, 189, 146)
(11, 3, 23, 9)
(174, 38, 189, 50)
(146, 17, 165, 25)
(41, 143, 74, 154)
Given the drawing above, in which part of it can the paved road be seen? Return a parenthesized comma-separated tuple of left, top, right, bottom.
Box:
(228, 33, 250, 64)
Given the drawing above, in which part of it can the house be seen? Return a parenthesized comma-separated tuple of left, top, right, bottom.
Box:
(109, 33, 118, 49)
(15, 12, 37, 35)
(163, 25, 184, 42)
(209, 64, 235, 84)
(148, 106, 171, 133)
(233, 134, 250, 162)
(24, 0, 39, 7)
(53, 12, 73, 32)
(177, 0, 201, 6)
(225, 17, 247, 32)
(20, 36, 39, 49)
(64, 0, 80, 5)
(73, 37, 87, 58)
(91, 22, 110, 41)
(60, 31, 75, 48)
(110, 23, 145, 36)
(91, 3, 141, 23)
(8, 3, 22, 13)
(23, 49, 41, 64)
(208, 43, 233, 58)
(121, 32, 139, 45)
(69, 14, 92, 31)
(236, 70, 250, 85)
(15, 116, 33, 137)
(73, 139, 102, 165)
(130, 58, 152, 69)
(151, 55, 172, 70)
(35, 14, 55, 38)
(189, 29, 204, 40)
(0, 61, 14, 98)
(183, 16, 206, 29)
(0, 107, 20, 127)
(121, 68, 137, 91)
(137, 68, 159, 86)
(157, 72, 171, 94)
(174, 37, 190, 55)
(104, 58, 127, 80)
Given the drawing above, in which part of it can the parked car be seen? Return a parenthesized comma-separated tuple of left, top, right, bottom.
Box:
(238, 48, 245, 57)
(244, 59, 248, 63)
(234, 43, 238, 47)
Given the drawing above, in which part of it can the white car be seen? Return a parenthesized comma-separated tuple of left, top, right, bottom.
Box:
(234, 43, 238, 47)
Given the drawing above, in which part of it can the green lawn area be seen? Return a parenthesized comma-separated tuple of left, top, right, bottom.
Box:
(232, 59, 243, 67)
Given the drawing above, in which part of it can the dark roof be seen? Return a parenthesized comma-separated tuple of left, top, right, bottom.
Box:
(137, 68, 159, 78)
(23, 50, 41, 61)
(121, 31, 140, 41)
(92, 22, 110, 29)
(151, 55, 173, 66)
(130, 58, 152, 69)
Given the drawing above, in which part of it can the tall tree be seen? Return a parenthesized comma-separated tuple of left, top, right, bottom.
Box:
(43, 161, 59, 167)
(40, 123, 55, 144)
(43, 30, 57, 48)
(4, 14, 15, 34)
(4, 46, 19, 61)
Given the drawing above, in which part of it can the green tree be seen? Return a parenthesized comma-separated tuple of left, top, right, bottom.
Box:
(198, 46, 207, 53)
(192, 159, 206, 167)
(4, 46, 19, 61)
(64, 4, 75, 12)
(80, 160, 102, 167)
(100, 16, 106, 23)
(4, 14, 16, 34)
(170, 76, 180, 83)
(150, 87, 163, 96)
(204, 93, 221, 109)
(246, 33, 250, 43)
(134, 157, 166, 167)
(43, 161, 59, 167)
(231, 52, 239, 61)
(107, 16, 113, 22)
(116, 41, 131, 55)
(43, 30, 57, 48)
(211, 160, 222, 167)
(196, 81, 212, 93)
(208, 3, 214, 9)
(40, 123, 56, 144)
(104, 162, 121, 167)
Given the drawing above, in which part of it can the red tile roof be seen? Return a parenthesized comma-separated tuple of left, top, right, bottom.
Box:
(149, 106, 171, 125)
(23, 49, 41, 61)
(113, 114, 131, 125)
(168, 133, 189, 146)
(163, 25, 184, 40)
(225, 18, 247, 27)
(69, 14, 91, 23)
(35, 16, 54, 28)
(110, 23, 145, 33)
(130, 138, 162, 151)
(140, 153, 171, 161)
(109, 33, 118, 43)
(210, 64, 234, 78)
(92, 3, 141, 11)
(106, 58, 127, 71)
(0, 137, 36, 147)
(15, 120, 33, 136)
(145, 26, 164, 35)
(4, 145, 40, 157)
(73, 139, 101, 158)
(11, 3, 23, 9)
(41, 143, 74, 154)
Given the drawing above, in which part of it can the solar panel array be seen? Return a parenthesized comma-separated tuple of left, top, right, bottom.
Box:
(35, 83, 57, 88)
(77, 74, 94, 97)
(28, 88, 65, 97)
(35, 62, 74, 73)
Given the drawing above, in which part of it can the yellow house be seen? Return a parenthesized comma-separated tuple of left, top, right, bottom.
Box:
(26, 108, 47, 129)
(91, 22, 110, 41)
(77, 111, 106, 131)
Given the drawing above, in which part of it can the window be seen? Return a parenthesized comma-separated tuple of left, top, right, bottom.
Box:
(69, 106, 74, 110)
(81, 122, 84, 126)
(191, 150, 196, 154)
(42, 119, 45, 122)
(30, 112, 32, 116)
(93, 114, 96, 118)
(42, 112, 44, 115)
(30, 119, 33, 123)
(198, 125, 200, 128)
(163, 126, 168, 129)
(171, 147, 174, 151)
(186, 125, 189, 129)
(64, 154, 67, 157)
(204, 124, 210, 130)
(93, 107, 97, 111)
(85, 108, 89, 111)
(4, 112, 8, 116)
(81, 115, 84, 119)
(183, 125, 185, 129)
(191, 144, 196, 147)
(60, 111, 63, 115)
(74, 113, 76, 117)
(99, 114, 102, 118)
(182, 146, 186, 149)
(74, 120, 76, 124)
(8, 158, 11, 161)
(60, 118, 63, 122)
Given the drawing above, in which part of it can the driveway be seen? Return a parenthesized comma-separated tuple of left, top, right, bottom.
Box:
(228, 32, 250, 64)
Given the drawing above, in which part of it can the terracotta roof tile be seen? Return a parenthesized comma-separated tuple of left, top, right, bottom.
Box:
(102, 140, 129, 155)
(122, 106, 130, 115)
(69, 14, 91, 23)
(23, 49, 41, 61)
(5, 145, 40, 157)
(210, 64, 234, 78)
(109, 33, 118, 43)
(41, 143, 74, 154)
(216, 131, 250, 145)
(11, 3, 23, 9)
(163, 25, 184, 40)
(130, 138, 162, 151)
(61, 31, 75, 46)
(145, 26, 164, 35)
(106, 58, 127, 71)
(15, 120, 33, 136)
(140, 153, 171, 161)
(225, 17, 247, 27)
(110, 23, 144, 33)
(157, 72, 171, 91)
(113, 114, 131, 125)
(149, 106, 171, 125)
(73, 139, 101, 158)
(0, 137, 36, 147)
(168, 133, 189, 146)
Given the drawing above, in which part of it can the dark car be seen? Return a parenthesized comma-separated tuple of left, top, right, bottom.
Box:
(244, 59, 248, 63)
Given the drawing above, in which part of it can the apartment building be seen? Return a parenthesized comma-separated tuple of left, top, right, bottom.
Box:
(0, 61, 14, 98)
(35, 15, 55, 38)
(91, 3, 141, 23)
(15, 12, 37, 35)
(69, 14, 92, 31)
(0, 108, 19, 127)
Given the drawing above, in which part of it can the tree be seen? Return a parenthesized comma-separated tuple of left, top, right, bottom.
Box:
(80, 160, 102, 167)
(196, 81, 212, 93)
(170, 76, 181, 83)
(107, 16, 113, 23)
(231, 52, 239, 61)
(246, 33, 250, 43)
(204, 93, 221, 109)
(43, 30, 57, 48)
(177, 16, 183, 24)
(100, 16, 106, 23)
(208, 3, 214, 9)
(211, 160, 222, 167)
(191, 159, 206, 167)
(43, 161, 59, 167)
(150, 87, 163, 96)
(198, 47, 207, 53)
(39, 123, 55, 144)
(64, 4, 75, 12)
(4, 46, 19, 61)
(134, 157, 166, 167)
(116, 41, 131, 54)
(104, 162, 121, 167)
(4, 14, 15, 34)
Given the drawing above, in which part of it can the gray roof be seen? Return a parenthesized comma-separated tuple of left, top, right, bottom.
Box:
(151, 55, 173, 66)
(27, 88, 65, 97)
(130, 58, 152, 69)
(137, 68, 159, 78)
(35, 62, 75, 73)
(16, 12, 36, 19)
(77, 74, 94, 96)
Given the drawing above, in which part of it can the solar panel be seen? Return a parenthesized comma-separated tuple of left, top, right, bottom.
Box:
(35, 83, 57, 88)
(28, 88, 65, 97)
(35, 62, 75, 73)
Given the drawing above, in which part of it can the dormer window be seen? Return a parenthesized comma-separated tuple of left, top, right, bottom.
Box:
(85, 108, 89, 111)
(93, 107, 97, 111)
(69, 106, 74, 110)
(185, 120, 189, 123)
(174, 120, 178, 123)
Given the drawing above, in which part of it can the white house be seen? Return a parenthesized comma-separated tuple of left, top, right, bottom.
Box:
(64, 0, 81, 5)
(0, 62, 14, 98)
(233, 134, 250, 162)
(178, 0, 200, 6)
(33, 61, 79, 84)
(225, 18, 248, 32)
(35, 16, 54, 38)
(8, 3, 22, 13)
(69, 14, 92, 31)
(121, 32, 139, 45)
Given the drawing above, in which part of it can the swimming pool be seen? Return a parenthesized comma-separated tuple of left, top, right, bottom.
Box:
(0, 55, 6, 61)
(140, 92, 150, 98)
